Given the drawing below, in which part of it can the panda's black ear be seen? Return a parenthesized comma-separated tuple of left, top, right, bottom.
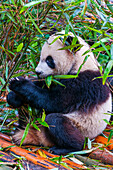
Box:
(65, 36, 73, 46)
(49, 28, 58, 35)
(65, 36, 80, 53)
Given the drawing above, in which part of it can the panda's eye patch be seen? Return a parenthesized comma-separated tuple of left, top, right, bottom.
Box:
(46, 56, 55, 69)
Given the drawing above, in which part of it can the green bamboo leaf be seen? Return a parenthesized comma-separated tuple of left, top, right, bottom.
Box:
(52, 79, 66, 87)
(20, 0, 48, 13)
(103, 119, 111, 125)
(63, 25, 70, 43)
(92, 45, 110, 53)
(58, 155, 62, 164)
(59, 44, 82, 51)
(6, 13, 16, 24)
(38, 120, 49, 127)
(11, 0, 16, 6)
(11, 69, 33, 78)
(20, 123, 30, 146)
(0, 77, 5, 85)
(86, 26, 103, 34)
(17, 43, 23, 52)
(26, 12, 43, 36)
(108, 130, 113, 142)
(50, 13, 63, 29)
(100, 40, 111, 57)
(90, 38, 109, 49)
(65, 24, 70, 34)
(64, 13, 76, 36)
(111, 44, 113, 60)
(103, 60, 113, 84)
(50, 34, 69, 45)
(45, 75, 53, 88)
(76, 55, 89, 77)
(32, 123, 40, 131)
(30, 54, 37, 68)
(42, 109, 46, 122)
(54, 75, 77, 79)
(0, 46, 15, 58)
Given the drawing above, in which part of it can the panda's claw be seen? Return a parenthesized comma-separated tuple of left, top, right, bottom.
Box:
(9, 77, 25, 91)
(8, 77, 31, 94)
(15, 77, 20, 81)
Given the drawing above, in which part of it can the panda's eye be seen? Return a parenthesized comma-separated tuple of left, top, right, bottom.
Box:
(46, 56, 55, 69)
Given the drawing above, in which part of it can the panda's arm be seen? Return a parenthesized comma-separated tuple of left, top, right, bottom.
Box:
(8, 77, 82, 113)
(7, 79, 47, 108)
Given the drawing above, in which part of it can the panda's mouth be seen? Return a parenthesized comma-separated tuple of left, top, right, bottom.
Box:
(36, 71, 52, 79)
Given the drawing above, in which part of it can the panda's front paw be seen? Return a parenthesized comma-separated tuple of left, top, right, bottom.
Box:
(9, 77, 29, 92)
(7, 91, 24, 108)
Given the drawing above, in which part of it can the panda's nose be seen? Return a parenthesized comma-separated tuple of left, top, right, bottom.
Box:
(36, 71, 42, 76)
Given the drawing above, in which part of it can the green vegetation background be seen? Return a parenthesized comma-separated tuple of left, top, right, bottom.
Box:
(0, 0, 113, 166)
(0, 0, 113, 169)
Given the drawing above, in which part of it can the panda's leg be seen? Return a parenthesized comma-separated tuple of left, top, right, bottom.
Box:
(46, 113, 85, 155)
(12, 119, 55, 147)
(12, 107, 55, 147)
(13, 113, 84, 154)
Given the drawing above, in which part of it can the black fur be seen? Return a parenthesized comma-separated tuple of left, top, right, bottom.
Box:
(7, 91, 24, 108)
(7, 71, 110, 154)
(7, 71, 110, 113)
(45, 113, 84, 154)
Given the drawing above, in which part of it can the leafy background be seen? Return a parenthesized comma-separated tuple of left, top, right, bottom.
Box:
(0, 0, 113, 169)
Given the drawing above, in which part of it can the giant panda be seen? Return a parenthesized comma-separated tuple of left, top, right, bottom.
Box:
(7, 31, 112, 155)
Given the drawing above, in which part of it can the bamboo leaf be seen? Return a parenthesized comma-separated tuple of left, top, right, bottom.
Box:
(92, 45, 110, 53)
(42, 109, 46, 122)
(108, 130, 113, 142)
(32, 123, 40, 131)
(45, 75, 53, 88)
(103, 119, 110, 125)
(38, 150, 47, 158)
(111, 44, 113, 60)
(20, 0, 48, 13)
(20, 123, 30, 146)
(0, 77, 5, 85)
(38, 120, 49, 127)
(86, 26, 103, 34)
(17, 43, 23, 52)
(26, 12, 43, 36)
(100, 40, 111, 57)
(103, 60, 113, 84)
(90, 38, 109, 49)
(30, 54, 37, 69)
(54, 75, 77, 79)
(52, 79, 66, 87)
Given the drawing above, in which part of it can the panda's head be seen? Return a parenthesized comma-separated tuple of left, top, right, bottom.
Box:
(35, 31, 99, 78)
